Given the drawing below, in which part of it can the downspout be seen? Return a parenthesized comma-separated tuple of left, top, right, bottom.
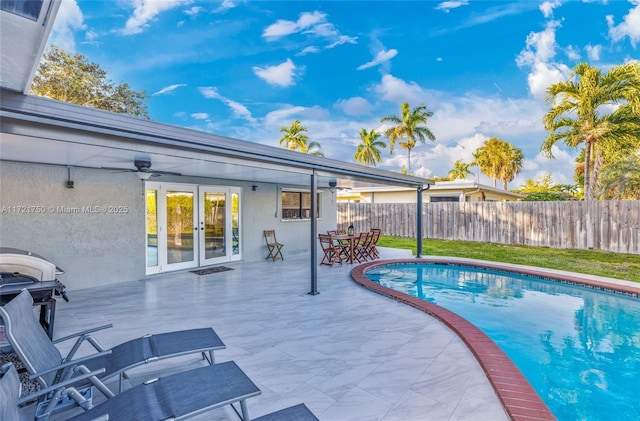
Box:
(416, 184, 430, 258)
(309, 169, 319, 295)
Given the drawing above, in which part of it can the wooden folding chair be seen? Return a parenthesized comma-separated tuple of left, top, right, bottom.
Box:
(318, 234, 344, 267)
(263, 229, 284, 261)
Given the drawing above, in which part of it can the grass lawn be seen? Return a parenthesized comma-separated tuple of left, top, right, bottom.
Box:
(377, 236, 640, 283)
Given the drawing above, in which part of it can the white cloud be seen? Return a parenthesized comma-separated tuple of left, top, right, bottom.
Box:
(122, 0, 190, 35)
(297, 46, 320, 56)
(191, 113, 209, 120)
(607, 1, 640, 47)
(263, 11, 326, 39)
(516, 20, 571, 100)
(151, 83, 186, 96)
(253, 59, 299, 87)
(435, 1, 470, 13)
(262, 10, 357, 51)
(539, 0, 562, 19)
(334, 97, 374, 116)
(374, 74, 430, 105)
(357, 49, 399, 70)
(527, 62, 569, 100)
(516, 20, 560, 67)
(49, 0, 85, 51)
(216, 0, 236, 13)
(184, 6, 204, 17)
(326, 35, 358, 49)
(564, 45, 581, 61)
(585, 44, 602, 61)
(198, 87, 256, 123)
(263, 105, 329, 127)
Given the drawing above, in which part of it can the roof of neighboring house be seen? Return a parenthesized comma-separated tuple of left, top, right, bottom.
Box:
(338, 180, 522, 199)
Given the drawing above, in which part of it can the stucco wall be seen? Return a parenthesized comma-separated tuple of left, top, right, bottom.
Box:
(1, 161, 337, 290)
(0, 161, 145, 290)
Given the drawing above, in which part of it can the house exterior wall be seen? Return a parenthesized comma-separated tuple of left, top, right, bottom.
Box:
(0, 161, 337, 290)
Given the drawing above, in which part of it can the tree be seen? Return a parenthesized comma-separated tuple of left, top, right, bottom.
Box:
(380, 102, 436, 172)
(497, 142, 524, 190)
(514, 172, 579, 199)
(278, 120, 324, 156)
(354, 129, 386, 167)
(473, 137, 523, 189)
(30, 45, 148, 118)
(447, 160, 474, 181)
(542, 62, 640, 201)
(597, 153, 640, 200)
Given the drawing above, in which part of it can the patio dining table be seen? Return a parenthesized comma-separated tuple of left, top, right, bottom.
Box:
(334, 233, 361, 264)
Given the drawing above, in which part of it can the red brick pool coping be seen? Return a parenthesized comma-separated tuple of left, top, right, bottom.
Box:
(351, 258, 640, 421)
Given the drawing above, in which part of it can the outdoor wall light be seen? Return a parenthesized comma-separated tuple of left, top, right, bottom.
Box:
(66, 166, 74, 188)
(252, 185, 258, 191)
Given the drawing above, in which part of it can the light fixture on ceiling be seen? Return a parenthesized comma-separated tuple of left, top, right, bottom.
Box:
(328, 180, 337, 193)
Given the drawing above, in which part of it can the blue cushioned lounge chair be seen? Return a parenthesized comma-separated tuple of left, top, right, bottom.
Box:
(1, 362, 318, 421)
(0, 289, 225, 416)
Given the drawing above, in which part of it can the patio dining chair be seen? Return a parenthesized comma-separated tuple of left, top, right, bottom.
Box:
(0, 289, 226, 415)
(319, 234, 346, 267)
(353, 231, 373, 263)
(367, 228, 381, 260)
(263, 230, 284, 261)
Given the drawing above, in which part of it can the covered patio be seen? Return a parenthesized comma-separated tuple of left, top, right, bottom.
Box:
(48, 247, 507, 420)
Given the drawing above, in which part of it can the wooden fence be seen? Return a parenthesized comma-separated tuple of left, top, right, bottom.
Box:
(337, 201, 640, 254)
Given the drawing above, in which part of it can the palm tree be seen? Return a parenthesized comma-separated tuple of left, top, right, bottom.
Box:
(354, 129, 387, 167)
(278, 120, 323, 156)
(380, 102, 436, 172)
(307, 140, 324, 157)
(497, 143, 524, 190)
(279, 120, 309, 151)
(447, 160, 474, 181)
(542, 62, 640, 201)
(473, 138, 523, 189)
(597, 153, 640, 199)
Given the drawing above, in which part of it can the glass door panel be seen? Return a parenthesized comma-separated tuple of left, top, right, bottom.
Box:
(146, 189, 159, 269)
(202, 191, 226, 260)
(166, 188, 197, 269)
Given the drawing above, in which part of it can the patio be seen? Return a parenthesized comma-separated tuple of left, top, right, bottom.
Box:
(48, 247, 507, 420)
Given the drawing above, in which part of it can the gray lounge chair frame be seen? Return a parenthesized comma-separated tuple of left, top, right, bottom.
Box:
(0, 289, 225, 415)
(1, 362, 318, 421)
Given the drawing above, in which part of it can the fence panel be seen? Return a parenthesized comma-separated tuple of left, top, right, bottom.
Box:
(337, 200, 640, 254)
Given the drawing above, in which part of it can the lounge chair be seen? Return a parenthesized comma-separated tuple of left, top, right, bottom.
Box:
(0, 289, 225, 412)
(1, 362, 318, 421)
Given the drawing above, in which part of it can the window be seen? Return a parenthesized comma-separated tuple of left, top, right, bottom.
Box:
(430, 196, 459, 203)
(282, 191, 320, 220)
(1, 0, 44, 21)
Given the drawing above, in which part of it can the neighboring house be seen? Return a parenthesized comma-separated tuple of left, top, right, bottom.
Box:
(337, 181, 522, 203)
(0, 1, 431, 291)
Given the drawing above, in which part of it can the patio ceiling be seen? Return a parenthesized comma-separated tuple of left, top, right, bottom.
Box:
(1, 89, 430, 190)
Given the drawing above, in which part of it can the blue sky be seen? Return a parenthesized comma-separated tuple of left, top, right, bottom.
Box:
(47, 0, 640, 189)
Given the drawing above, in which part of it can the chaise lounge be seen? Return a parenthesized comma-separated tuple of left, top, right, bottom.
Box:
(0, 289, 227, 416)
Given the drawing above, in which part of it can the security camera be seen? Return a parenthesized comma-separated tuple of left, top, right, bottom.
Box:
(328, 181, 337, 188)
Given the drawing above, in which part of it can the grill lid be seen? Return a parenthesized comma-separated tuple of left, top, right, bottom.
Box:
(0, 247, 64, 282)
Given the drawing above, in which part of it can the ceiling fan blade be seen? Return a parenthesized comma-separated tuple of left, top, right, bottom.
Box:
(102, 166, 135, 173)
(153, 170, 182, 176)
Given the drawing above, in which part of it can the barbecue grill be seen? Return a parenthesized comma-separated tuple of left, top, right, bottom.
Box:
(0, 248, 68, 341)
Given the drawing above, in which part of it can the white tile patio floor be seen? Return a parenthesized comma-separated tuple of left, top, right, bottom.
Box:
(50, 247, 508, 421)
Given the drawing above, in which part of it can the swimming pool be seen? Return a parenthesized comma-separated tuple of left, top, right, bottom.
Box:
(353, 259, 640, 421)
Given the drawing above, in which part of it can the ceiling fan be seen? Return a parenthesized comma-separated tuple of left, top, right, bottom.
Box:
(103, 160, 182, 180)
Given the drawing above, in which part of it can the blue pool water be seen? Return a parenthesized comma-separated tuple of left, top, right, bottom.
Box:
(365, 263, 640, 421)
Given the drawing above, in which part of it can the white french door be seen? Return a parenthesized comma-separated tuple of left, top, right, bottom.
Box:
(146, 183, 241, 275)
